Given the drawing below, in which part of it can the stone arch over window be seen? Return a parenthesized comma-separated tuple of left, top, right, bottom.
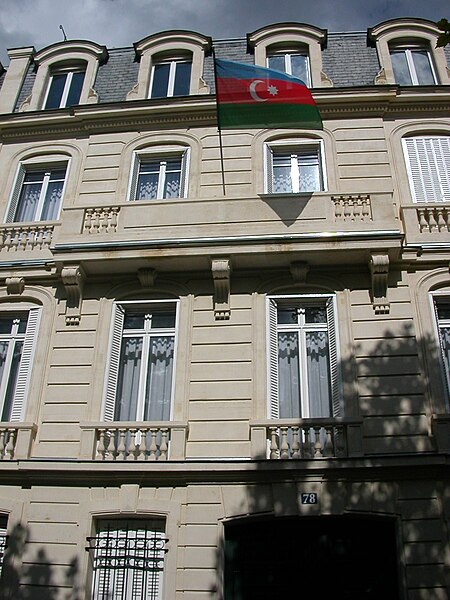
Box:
(129, 30, 212, 100)
(21, 40, 108, 111)
(247, 23, 331, 88)
(368, 19, 450, 85)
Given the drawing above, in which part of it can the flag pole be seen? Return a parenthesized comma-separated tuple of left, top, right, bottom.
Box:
(212, 48, 227, 196)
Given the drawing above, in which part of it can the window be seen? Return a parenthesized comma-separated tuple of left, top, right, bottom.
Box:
(129, 152, 189, 201)
(265, 142, 325, 193)
(0, 516, 7, 578)
(104, 302, 177, 422)
(6, 163, 67, 223)
(267, 296, 340, 419)
(267, 49, 311, 87)
(43, 67, 86, 109)
(433, 297, 450, 401)
(390, 44, 437, 85)
(149, 58, 192, 98)
(88, 518, 166, 600)
(403, 137, 450, 203)
(0, 310, 40, 422)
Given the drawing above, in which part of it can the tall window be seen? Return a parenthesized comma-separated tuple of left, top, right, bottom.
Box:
(104, 302, 177, 422)
(6, 163, 67, 223)
(43, 67, 86, 109)
(0, 310, 41, 422)
(149, 58, 192, 98)
(403, 137, 450, 203)
(88, 518, 166, 600)
(267, 49, 311, 86)
(266, 143, 325, 194)
(129, 152, 189, 201)
(390, 44, 437, 85)
(267, 296, 340, 419)
(433, 297, 450, 402)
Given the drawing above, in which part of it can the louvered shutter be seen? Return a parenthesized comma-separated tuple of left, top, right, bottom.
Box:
(103, 305, 125, 421)
(9, 308, 41, 422)
(180, 150, 190, 198)
(266, 146, 274, 194)
(267, 298, 279, 418)
(128, 154, 140, 201)
(404, 137, 450, 203)
(6, 165, 26, 223)
(326, 298, 341, 418)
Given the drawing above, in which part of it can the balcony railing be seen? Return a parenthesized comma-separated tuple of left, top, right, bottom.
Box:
(401, 203, 450, 245)
(0, 224, 55, 252)
(250, 418, 364, 460)
(80, 422, 188, 461)
(0, 423, 37, 460)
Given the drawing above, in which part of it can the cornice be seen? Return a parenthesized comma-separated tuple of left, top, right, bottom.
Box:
(0, 87, 448, 139)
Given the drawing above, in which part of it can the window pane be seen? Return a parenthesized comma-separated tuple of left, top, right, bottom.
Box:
(163, 170, 181, 198)
(277, 307, 298, 324)
(1, 341, 23, 421)
(412, 50, 435, 84)
(0, 319, 14, 335)
(290, 54, 309, 85)
(123, 314, 145, 330)
(115, 337, 143, 420)
(278, 331, 301, 418)
(306, 331, 331, 417)
(305, 307, 327, 324)
(151, 64, 170, 98)
(137, 172, 159, 200)
(40, 180, 64, 221)
(15, 181, 42, 222)
(173, 61, 191, 96)
(45, 74, 67, 109)
(66, 71, 85, 106)
(268, 55, 286, 73)
(391, 51, 413, 85)
(437, 304, 450, 320)
(152, 311, 176, 329)
(273, 155, 293, 193)
(144, 336, 174, 421)
(298, 162, 321, 192)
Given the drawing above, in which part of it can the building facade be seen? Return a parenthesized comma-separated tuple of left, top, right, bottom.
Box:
(0, 16, 447, 599)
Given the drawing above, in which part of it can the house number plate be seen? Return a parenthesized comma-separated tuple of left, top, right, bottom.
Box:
(301, 493, 318, 504)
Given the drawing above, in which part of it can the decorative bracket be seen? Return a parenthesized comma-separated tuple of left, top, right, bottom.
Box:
(290, 261, 309, 283)
(137, 268, 157, 287)
(61, 265, 85, 325)
(6, 276, 25, 295)
(211, 258, 231, 320)
(370, 253, 390, 314)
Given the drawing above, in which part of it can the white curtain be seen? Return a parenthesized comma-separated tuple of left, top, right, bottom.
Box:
(15, 182, 41, 222)
(144, 336, 174, 421)
(0, 341, 23, 421)
(115, 337, 142, 421)
(306, 331, 331, 417)
(278, 332, 301, 418)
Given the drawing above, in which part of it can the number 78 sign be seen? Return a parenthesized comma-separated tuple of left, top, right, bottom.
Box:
(301, 493, 318, 504)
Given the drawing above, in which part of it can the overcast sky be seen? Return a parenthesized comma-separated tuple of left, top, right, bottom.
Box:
(0, 0, 448, 65)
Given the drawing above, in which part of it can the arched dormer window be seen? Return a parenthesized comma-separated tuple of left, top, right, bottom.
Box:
(247, 23, 331, 88)
(129, 30, 211, 100)
(368, 19, 450, 85)
(23, 40, 107, 111)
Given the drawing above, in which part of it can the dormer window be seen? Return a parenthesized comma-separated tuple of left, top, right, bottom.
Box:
(267, 48, 311, 86)
(390, 43, 437, 85)
(44, 65, 86, 109)
(149, 57, 192, 98)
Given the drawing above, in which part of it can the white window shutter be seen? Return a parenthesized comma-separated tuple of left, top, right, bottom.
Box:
(268, 298, 279, 418)
(128, 154, 140, 201)
(6, 165, 26, 223)
(180, 150, 190, 198)
(404, 137, 450, 203)
(103, 305, 125, 421)
(9, 307, 41, 422)
(326, 298, 341, 418)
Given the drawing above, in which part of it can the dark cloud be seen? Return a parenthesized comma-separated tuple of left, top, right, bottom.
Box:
(0, 0, 447, 64)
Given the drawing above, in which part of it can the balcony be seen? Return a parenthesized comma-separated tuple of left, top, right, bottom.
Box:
(401, 203, 450, 246)
(80, 422, 188, 461)
(0, 423, 37, 460)
(250, 418, 364, 460)
(0, 223, 57, 256)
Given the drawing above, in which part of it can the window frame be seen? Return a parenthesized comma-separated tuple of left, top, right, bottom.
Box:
(266, 48, 312, 87)
(430, 292, 450, 410)
(264, 140, 326, 194)
(5, 159, 69, 223)
(42, 64, 86, 109)
(402, 136, 450, 203)
(0, 308, 41, 422)
(102, 300, 180, 423)
(389, 43, 438, 85)
(88, 517, 166, 600)
(266, 294, 341, 420)
(128, 149, 190, 201)
(148, 56, 192, 99)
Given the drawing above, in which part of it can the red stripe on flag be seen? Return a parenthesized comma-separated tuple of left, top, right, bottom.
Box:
(216, 76, 315, 106)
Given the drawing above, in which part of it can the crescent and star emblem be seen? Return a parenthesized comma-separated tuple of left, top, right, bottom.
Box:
(249, 80, 279, 102)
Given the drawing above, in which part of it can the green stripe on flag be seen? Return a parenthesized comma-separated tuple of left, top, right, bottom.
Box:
(218, 103, 323, 130)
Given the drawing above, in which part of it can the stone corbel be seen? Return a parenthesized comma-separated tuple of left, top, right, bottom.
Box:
(211, 258, 231, 320)
(137, 268, 157, 287)
(86, 87, 99, 104)
(370, 253, 390, 314)
(374, 67, 387, 85)
(290, 261, 309, 283)
(61, 265, 85, 325)
(320, 71, 333, 87)
(6, 276, 25, 295)
(126, 83, 139, 101)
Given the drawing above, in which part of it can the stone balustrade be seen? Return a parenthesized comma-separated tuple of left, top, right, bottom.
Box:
(332, 195, 372, 222)
(416, 206, 450, 233)
(250, 418, 364, 460)
(84, 207, 120, 234)
(0, 423, 37, 460)
(80, 422, 188, 461)
(0, 224, 54, 251)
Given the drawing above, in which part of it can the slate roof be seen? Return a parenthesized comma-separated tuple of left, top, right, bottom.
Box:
(11, 28, 450, 111)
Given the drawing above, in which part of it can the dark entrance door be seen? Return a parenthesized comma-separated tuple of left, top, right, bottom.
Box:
(224, 516, 399, 600)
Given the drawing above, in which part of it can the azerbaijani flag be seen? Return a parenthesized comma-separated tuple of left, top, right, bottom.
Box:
(214, 58, 322, 130)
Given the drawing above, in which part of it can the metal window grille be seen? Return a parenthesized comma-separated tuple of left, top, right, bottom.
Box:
(87, 520, 167, 600)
